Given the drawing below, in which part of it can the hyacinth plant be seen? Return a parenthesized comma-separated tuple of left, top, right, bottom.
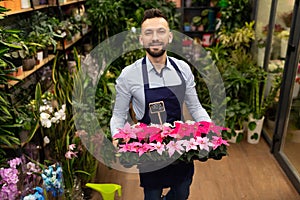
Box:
(41, 163, 64, 198)
(0, 156, 43, 200)
(113, 121, 229, 166)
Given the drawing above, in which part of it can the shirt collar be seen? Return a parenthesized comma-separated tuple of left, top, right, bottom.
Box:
(146, 56, 172, 73)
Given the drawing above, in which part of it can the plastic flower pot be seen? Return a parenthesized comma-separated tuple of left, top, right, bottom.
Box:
(85, 183, 122, 200)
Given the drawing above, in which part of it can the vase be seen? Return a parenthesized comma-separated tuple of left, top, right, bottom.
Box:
(227, 129, 244, 143)
(264, 72, 281, 98)
(185, 0, 192, 7)
(22, 57, 36, 71)
(21, 0, 31, 9)
(257, 47, 265, 67)
(36, 50, 44, 63)
(247, 115, 265, 144)
(280, 38, 288, 58)
(292, 82, 299, 99)
(202, 33, 213, 47)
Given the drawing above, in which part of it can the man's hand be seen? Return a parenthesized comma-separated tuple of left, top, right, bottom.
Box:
(112, 138, 119, 148)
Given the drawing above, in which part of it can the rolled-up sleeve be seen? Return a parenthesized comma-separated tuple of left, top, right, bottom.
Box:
(110, 73, 132, 136)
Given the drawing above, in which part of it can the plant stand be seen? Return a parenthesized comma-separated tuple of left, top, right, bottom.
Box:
(227, 129, 244, 143)
(257, 47, 265, 67)
(247, 116, 265, 144)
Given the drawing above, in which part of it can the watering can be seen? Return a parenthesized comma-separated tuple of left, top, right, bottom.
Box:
(85, 183, 122, 200)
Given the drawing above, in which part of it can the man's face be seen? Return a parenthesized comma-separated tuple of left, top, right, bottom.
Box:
(140, 17, 172, 58)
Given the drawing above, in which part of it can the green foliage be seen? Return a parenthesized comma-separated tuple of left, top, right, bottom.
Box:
(219, 0, 252, 32)
(86, 0, 179, 43)
(0, 4, 22, 157)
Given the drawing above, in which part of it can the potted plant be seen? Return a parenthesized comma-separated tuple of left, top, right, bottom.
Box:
(225, 98, 251, 143)
(191, 16, 202, 31)
(246, 62, 282, 144)
(184, 22, 191, 31)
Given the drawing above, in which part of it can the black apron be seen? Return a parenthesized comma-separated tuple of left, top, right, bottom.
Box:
(139, 57, 194, 189)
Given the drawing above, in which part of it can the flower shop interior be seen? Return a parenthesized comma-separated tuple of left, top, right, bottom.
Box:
(0, 0, 300, 199)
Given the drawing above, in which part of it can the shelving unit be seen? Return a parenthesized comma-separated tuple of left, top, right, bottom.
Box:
(180, 0, 219, 47)
(0, 0, 90, 92)
(5, 54, 55, 88)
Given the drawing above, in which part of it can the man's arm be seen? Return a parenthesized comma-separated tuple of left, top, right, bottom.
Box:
(110, 74, 132, 137)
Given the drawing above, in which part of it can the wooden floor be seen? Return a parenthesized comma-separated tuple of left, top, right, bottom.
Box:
(91, 139, 300, 200)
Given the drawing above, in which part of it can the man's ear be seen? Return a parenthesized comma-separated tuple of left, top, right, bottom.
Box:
(139, 35, 144, 46)
(168, 32, 173, 43)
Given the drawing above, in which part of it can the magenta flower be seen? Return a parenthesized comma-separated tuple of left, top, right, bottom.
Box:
(137, 125, 161, 142)
(174, 121, 198, 138)
(197, 121, 211, 135)
(115, 120, 229, 163)
(212, 136, 229, 150)
(114, 122, 141, 140)
(137, 143, 155, 156)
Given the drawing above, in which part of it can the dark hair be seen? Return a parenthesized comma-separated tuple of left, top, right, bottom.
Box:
(141, 8, 168, 25)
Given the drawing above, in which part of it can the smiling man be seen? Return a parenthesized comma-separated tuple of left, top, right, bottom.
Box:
(110, 8, 211, 200)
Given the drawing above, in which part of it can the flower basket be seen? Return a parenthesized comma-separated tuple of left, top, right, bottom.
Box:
(113, 121, 229, 168)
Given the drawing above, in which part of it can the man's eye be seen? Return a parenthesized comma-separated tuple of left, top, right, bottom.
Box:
(145, 31, 153, 36)
(158, 30, 166, 34)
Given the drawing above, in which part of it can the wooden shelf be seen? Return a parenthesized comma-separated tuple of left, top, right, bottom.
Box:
(33, 5, 50, 10)
(5, 54, 55, 88)
(59, 0, 86, 6)
(4, 8, 33, 16)
(57, 28, 92, 50)
(1, 0, 85, 16)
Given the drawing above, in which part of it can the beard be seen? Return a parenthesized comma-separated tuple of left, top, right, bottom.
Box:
(145, 48, 166, 57)
(144, 42, 167, 57)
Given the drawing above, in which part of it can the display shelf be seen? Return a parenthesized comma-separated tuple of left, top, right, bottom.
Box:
(59, 0, 86, 6)
(33, 5, 50, 10)
(4, 8, 33, 16)
(56, 28, 92, 50)
(5, 54, 55, 88)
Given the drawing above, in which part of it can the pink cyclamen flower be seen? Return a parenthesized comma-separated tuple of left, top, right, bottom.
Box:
(138, 125, 161, 142)
(113, 122, 141, 140)
(182, 138, 198, 152)
(137, 143, 155, 157)
(197, 121, 211, 136)
(196, 136, 212, 152)
(211, 136, 229, 150)
(150, 142, 165, 155)
(166, 140, 185, 157)
(65, 150, 78, 159)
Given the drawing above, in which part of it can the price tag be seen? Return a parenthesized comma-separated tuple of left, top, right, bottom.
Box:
(149, 101, 165, 114)
(149, 101, 165, 125)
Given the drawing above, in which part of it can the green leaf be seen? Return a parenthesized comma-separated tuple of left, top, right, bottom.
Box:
(248, 121, 257, 131)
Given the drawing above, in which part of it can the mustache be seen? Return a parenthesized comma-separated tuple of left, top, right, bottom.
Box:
(148, 42, 165, 46)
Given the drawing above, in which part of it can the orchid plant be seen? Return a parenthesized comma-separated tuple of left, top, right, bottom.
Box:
(113, 121, 229, 165)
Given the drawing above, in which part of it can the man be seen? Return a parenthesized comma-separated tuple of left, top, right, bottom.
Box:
(110, 8, 211, 200)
